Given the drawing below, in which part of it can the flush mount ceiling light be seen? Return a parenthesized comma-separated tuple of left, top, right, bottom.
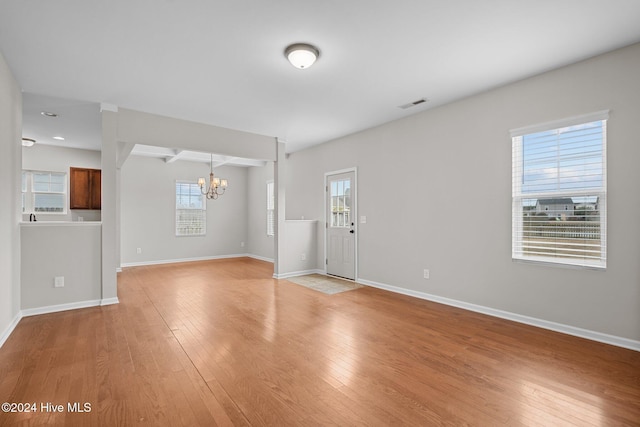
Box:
(22, 138, 36, 147)
(53, 136, 65, 141)
(284, 43, 319, 69)
(40, 111, 58, 117)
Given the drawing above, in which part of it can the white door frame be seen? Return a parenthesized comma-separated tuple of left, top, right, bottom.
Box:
(324, 167, 358, 280)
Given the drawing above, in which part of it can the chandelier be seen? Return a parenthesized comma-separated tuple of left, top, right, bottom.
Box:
(198, 154, 228, 199)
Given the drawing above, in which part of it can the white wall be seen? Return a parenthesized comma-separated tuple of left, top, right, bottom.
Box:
(21, 223, 102, 310)
(247, 162, 274, 261)
(280, 220, 318, 275)
(0, 51, 22, 346)
(285, 43, 640, 343)
(117, 108, 276, 161)
(120, 155, 248, 265)
(22, 144, 102, 222)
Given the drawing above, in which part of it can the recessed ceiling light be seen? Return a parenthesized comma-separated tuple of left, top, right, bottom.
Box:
(284, 43, 319, 69)
(53, 136, 65, 141)
(22, 138, 36, 147)
(41, 111, 58, 117)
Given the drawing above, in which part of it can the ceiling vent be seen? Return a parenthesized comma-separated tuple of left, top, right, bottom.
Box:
(398, 98, 429, 109)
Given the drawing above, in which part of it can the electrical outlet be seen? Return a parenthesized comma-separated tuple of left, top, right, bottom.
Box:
(240, 241, 245, 248)
(423, 269, 430, 279)
(136, 248, 142, 254)
(54, 276, 64, 288)
(301, 253, 306, 261)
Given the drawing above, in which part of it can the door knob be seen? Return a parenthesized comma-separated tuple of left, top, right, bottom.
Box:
(349, 230, 354, 234)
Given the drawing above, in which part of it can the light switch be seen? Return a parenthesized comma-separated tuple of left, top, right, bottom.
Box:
(360, 215, 367, 224)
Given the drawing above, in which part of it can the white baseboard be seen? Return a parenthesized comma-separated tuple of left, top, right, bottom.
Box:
(358, 277, 640, 352)
(120, 253, 249, 268)
(274, 269, 324, 279)
(21, 299, 102, 318)
(0, 312, 23, 349)
(246, 254, 274, 263)
(1, 298, 121, 348)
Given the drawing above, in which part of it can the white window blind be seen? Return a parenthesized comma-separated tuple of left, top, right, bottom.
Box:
(22, 170, 67, 214)
(21, 171, 27, 213)
(511, 111, 607, 268)
(266, 181, 274, 236)
(176, 181, 206, 236)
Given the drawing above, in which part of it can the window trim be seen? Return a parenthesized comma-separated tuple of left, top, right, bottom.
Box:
(175, 180, 207, 237)
(22, 170, 68, 215)
(511, 111, 608, 269)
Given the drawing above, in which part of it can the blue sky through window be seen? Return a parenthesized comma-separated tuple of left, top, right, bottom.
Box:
(176, 182, 204, 209)
(522, 120, 603, 196)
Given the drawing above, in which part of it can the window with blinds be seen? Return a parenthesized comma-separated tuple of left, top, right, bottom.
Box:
(22, 170, 67, 214)
(266, 181, 274, 236)
(511, 111, 607, 268)
(176, 181, 206, 236)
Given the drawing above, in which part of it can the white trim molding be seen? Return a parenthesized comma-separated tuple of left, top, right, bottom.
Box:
(358, 277, 640, 352)
(247, 254, 275, 263)
(509, 109, 610, 138)
(324, 167, 358, 281)
(100, 297, 120, 306)
(100, 103, 118, 113)
(274, 269, 324, 279)
(1, 298, 122, 348)
(21, 299, 102, 318)
(120, 253, 249, 268)
(0, 312, 23, 349)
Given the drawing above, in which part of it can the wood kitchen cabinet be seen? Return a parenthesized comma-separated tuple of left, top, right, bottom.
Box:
(70, 167, 101, 210)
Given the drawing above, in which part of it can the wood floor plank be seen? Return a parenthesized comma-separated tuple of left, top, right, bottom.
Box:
(1, 257, 639, 426)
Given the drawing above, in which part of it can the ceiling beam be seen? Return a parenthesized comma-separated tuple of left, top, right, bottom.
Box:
(116, 141, 135, 169)
(165, 149, 185, 163)
(130, 144, 269, 167)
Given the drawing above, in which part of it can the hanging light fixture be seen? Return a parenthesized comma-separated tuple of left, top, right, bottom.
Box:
(284, 43, 319, 69)
(198, 154, 228, 200)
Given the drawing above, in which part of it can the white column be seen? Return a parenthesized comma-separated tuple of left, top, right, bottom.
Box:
(100, 104, 119, 304)
(273, 139, 286, 278)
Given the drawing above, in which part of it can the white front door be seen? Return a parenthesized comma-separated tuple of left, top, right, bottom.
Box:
(326, 171, 356, 280)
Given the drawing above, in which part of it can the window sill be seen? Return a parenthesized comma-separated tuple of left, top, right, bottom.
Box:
(512, 256, 606, 271)
(21, 221, 102, 227)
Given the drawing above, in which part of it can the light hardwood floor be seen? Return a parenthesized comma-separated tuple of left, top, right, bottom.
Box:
(1, 257, 638, 426)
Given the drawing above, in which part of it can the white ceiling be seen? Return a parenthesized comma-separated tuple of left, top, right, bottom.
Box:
(3, 0, 640, 155)
(21, 93, 102, 151)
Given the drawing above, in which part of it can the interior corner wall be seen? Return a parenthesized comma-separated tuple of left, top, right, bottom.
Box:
(0, 51, 22, 345)
(120, 156, 248, 265)
(247, 162, 274, 261)
(285, 43, 640, 342)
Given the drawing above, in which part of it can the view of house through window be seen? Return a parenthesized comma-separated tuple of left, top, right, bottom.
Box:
(511, 112, 607, 268)
(331, 178, 351, 227)
(22, 170, 67, 214)
(175, 181, 206, 236)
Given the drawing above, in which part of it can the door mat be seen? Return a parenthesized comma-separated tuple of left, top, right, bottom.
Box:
(286, 274, 363, 295)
